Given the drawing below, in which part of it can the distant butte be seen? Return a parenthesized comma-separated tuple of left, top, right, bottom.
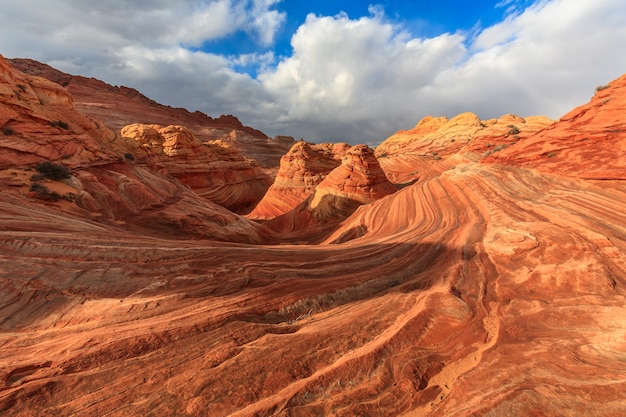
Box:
(1, 54, 626, 417)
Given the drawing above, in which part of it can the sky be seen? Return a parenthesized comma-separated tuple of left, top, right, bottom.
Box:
(1, 0, 625, 145)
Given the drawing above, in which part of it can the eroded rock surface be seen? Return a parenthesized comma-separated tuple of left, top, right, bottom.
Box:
(1, 55, 626, 417)
(121, 123, 271, 213)
(247, 141, 349, 220)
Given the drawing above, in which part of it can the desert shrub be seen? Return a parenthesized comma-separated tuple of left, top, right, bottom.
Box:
(507, 125, 521, 135)
(30, 182, 71, 202)
(30, 182, 49, 194)
(596, 84, 609, 92)
(32, 161, 71, 180)
(483, 143, 509, 158)
(50, 120, 69, 130)
(546, 152, 556, 158)
(2, 127, 14, 136)
(16, 84, 26, 92)
(450, 138, 456, 142)
(124, 152, 135, 161)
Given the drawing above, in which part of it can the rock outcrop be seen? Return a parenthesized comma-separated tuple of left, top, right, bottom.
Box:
(9, 58, 294, 170)
(247, 141, 349, 220)
(1, 54, 626, 417)
(484, 76, 626, 179)
(0, 54, 270, 242)
(375, 111, 554, 184)
(264, 144, 397, 242)
(121, 123, 271, 213)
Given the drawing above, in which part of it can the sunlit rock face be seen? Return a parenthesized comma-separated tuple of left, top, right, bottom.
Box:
(120, 123, 271, 214)
(247, 141, 349, 221)
(261, 144, 397, 242)
(1, 55, 626, 417)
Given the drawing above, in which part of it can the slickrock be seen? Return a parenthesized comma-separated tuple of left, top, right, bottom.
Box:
(247, 141, 349, 220)
(264, 144, 396, 241)
(1, 54, 626, 417)
(375, 112, 554, 184)
(0, 54, 269, 241)
(121, 123, 271, 213)
(9, 58, 294, 170)
(0, 56, 121, 169)
(484, 75, 626, 179)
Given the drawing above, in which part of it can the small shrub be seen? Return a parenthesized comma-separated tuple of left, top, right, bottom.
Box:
(546, 152, 556, 158)
(450, 138, 456, 142)
(29, 182, 69, 202)
(596, 84, 609, 92)
(16, 84, 26, 92)
(483, 143, 509, 158)
(33, 161, 71, 180)
(507, 125, 521, 135)
(50, 120, 69, 130)
(30, 182, 49, 194)
(2, 127, 14, 136)
(124, 152, 135, 161)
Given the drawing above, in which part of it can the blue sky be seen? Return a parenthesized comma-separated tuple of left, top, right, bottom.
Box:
(0, 0, 625, 144)
(205, 0, 532, 75)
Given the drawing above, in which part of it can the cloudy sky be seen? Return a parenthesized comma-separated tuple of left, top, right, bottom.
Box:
(1, 0, 625, 145)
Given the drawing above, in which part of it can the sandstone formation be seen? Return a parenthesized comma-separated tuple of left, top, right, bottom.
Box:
(120, 123, 271, 213)
(375, 112, 554, 184)
(262, 144, 397, 243)
(9, 58, 294, 170)
(0, 54, 270, 242)
(1, 54, 626, 417)
(484, 78, 626, 179)
(247, 141, 349, 220)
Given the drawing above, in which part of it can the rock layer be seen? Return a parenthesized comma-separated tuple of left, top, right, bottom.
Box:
(263, 144, 397, 243)
(8, 58, 294, 170)
(484, 77, 626, 179)
(1, 55, 626, 417)
(247, 141, 349, 220)
(121, 123, 271, 213)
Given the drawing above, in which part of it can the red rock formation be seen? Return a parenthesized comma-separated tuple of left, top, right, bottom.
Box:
(9, 58, 294, 170)
(264, 144, 397, 242)
(484, 76, 626, 179)
(1, 54, 626, 417)
(247, 141, 349, 220)
(376, 112, 554, 184)
(121, 123, 271, 213)
(0, 54, 270, 241)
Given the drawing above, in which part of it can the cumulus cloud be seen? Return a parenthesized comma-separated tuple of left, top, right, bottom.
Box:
(0, 0, 625, 145)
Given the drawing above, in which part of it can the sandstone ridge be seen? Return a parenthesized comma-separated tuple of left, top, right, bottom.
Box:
(1, 54, 626, 417)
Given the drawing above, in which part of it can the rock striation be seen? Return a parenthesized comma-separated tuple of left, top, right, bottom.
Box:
(1, 54, 626, 417)
(121, 123, 271, 213)
(247, 141, 349, 220)
(9, 58, 294, 170)
(0, 54, 270, 242)
(484, 76, 626, 179)
(375, 111, 554, 184)
(264, 144, 397, 242)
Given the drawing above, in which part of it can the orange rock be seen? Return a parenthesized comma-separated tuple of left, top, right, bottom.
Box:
(120, 123, 271, 213)
(247, 141, 349, 220)
(264, 144, 396, 241)
(2, 53, 626, 417)
(484, 74, 626, 179)
(9, 58, 293, 170)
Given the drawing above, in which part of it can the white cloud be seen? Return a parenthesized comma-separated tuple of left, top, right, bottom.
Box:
(0, 0, 625, 145)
